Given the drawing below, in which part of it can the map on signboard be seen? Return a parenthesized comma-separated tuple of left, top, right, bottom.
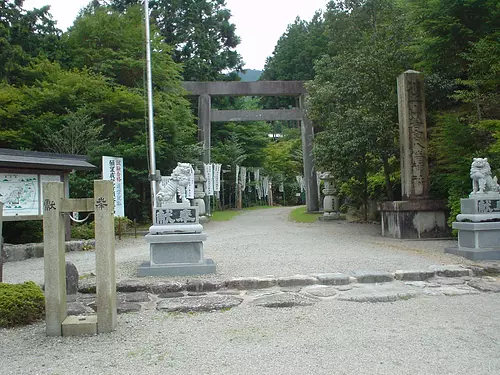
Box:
(0, 174, 39, 216)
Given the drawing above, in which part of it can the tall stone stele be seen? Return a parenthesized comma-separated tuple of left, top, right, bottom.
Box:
(378, 70, 448, 238)
(445, 158, 500, 260)
(137, 162, 216, 276)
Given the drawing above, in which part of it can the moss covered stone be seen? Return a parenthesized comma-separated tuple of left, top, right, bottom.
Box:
(0, 281, 45, 328)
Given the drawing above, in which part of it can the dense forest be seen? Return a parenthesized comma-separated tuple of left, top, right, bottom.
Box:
(1, 0, 500, 237)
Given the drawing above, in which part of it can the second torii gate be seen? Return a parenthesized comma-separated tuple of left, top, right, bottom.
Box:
(182, 81, 319, 213)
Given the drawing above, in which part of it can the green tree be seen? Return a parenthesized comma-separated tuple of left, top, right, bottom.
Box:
(109, 0, 243, 81)
(308, 0, 414, 212)
(0, 0, 61, 84)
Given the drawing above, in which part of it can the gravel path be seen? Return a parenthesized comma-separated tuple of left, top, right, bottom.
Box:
(4, 206, 474, 285)
(2, 207, 500, 374)
(1, 295, 500, 374)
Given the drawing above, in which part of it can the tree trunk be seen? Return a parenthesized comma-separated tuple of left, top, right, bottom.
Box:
(381, 155, 394, 201)
(363, 156, 368, 222)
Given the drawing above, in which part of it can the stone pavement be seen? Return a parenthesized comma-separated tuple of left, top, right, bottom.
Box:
(67, 264, 500, 316)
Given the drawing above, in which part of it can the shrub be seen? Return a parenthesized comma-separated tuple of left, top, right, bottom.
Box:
(0, 281, 45, 328)
(71, 222, 95, 240)
(115, 216, 133, 237)
(2, 221, 43, 244)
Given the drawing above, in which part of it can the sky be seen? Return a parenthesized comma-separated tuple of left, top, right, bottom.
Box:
(23, 0, 329, 70)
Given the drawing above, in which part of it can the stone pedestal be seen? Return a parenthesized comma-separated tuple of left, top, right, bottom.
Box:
(379, 71, 447, 238)
(379, 200, 449, 239)
(446, 195, 500, 260)
(138, 203, 215, 276)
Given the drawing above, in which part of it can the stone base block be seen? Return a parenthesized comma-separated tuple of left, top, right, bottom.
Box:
(137, 259, 216, 277)
(445, 247, 500, 261)
(378, 200, 449, 239)
(453, 221, 500, 248)
(447, 221, 500, 260)
(62, 315, 97, 336)
(319, 212, 341, 221)
(146, 233, 207, 265)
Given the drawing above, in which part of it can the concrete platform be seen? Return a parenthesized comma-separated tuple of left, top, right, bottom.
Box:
(137, 259, 216, 277)
(445, 247, 500, 261)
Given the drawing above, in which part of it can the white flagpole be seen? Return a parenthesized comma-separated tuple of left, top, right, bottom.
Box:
(145, 0, 157, 210)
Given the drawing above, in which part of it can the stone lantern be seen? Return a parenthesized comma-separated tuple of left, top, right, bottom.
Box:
(192, 166, 207, 219)
(320, 172, 340, 220)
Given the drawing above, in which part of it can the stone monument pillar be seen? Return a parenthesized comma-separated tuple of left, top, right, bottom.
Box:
(378, 71, 448, 238)
(446, 158, 500, 260)
(138, 163, 216, 276)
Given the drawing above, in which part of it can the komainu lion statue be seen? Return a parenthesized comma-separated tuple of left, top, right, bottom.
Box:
(156, 162, 192, 206)
(470, 157, 500, 195)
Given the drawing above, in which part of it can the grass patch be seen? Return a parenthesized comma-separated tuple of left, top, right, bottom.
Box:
(211, 205, 274, 221)
(289, 206, 321, 223)
(243, 205, 273, 211)
(210, 210, 242, 221)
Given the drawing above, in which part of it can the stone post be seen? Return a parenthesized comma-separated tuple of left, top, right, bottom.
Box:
(398, 70, 429, 200)
(43, 182, 66, 336)
(94, 180, 117, 333)
(299, 94, 319, 213)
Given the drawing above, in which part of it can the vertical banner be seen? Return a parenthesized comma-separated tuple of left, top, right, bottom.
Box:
(240, 167, 246, 190)
(263, 176, 269, 197)
(187, 165, 195, 199)
(204, 163, 214, 196)
(213, 164, 222, 192)
(235, 165, 240, 184)
(102, 156, 125, 217)
(255, 168, 261, 199)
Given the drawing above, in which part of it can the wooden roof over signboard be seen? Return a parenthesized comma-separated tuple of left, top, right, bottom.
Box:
(0, 149, 96, 171)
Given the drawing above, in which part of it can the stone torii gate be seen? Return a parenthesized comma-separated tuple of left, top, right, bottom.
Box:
(182, 81, 319, 212)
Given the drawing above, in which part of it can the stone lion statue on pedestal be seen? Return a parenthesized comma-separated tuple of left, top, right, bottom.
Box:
(156, 162, 192, 206)
(470, 157, 500, 195)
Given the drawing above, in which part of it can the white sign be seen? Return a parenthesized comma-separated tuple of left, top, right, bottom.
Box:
(0, 174, 39, 216)
(204, 163, 214, 196)
(102, 156, 125, 217)
(213, 164, 221, 192)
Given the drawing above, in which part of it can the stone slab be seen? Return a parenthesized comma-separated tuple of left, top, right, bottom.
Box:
(157, 295, 243, 313)
(428, 265, 472, 277)
(311, 273, 350, 285)
(226, 277, 277, 290)
(186, 280, 222, 292)
(137, 259, 216, 277)
(251, 292, 318, 308)
(149, 224, 203, 234)
(62, 315, 97, 336)
(350, 270, 394, 283)
(337, 283, 420, 303)
(118, 291, 150, 303)
(394, 270, 435, 281)
(445, 247, 500, 261)
(277, 275, 317, 287)
(302, 285, 338, 298)
(468, 279, 500, 292)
